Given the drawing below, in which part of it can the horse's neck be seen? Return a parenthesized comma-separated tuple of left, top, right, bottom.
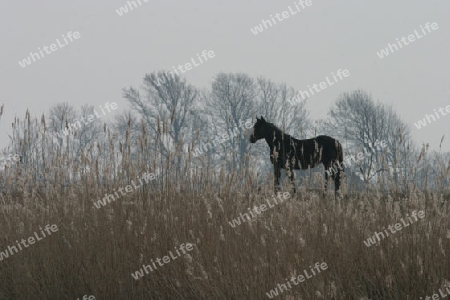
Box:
(263, 134, 274, 150)
(264, 128, 289, 150)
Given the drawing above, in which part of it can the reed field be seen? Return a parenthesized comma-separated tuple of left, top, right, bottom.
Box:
(3, 0, 450, 298)
(0, 116, 449, 300)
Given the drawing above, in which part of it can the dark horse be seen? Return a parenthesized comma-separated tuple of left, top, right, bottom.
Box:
(249, 116, 344, 195)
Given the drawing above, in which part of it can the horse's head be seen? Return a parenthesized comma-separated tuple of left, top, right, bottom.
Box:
(249, 116, 267, 143)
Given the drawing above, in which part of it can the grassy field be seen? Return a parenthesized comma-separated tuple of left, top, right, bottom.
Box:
(0, 123, 449, 299)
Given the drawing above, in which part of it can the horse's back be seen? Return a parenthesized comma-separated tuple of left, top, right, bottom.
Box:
(315, 135, 338, 143)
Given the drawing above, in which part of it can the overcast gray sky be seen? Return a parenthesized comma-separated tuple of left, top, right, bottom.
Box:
(1, 0, 449, 151)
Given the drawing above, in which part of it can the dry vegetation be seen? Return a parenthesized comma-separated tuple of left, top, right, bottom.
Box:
(0, 115, 449, 300)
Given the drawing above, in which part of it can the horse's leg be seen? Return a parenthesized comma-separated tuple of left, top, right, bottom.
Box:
(332, 172, 338, 198)
(323, 161, 334, 196)
(273, 164, 281, 193)
(324, 170, 329, 196)
(287, 163, 296, 193)
(335, 141, 345, 198)
(334, 164, 344, 197)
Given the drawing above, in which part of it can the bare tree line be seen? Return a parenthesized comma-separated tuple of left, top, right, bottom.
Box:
(2, 72, 449, 192)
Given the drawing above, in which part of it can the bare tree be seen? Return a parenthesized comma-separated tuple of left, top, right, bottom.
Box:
(113, 110, 142, 149)
(255, 76, 311, 137)
(47, 103, 104, 163)
(49, 102, 77, 148)
(123, 71, 199, 157)
(201, 72, 257, 169)
(323, 90, 414, 186)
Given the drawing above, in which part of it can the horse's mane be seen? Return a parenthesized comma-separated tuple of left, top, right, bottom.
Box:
(266, 122, 292, 139)
(266, 122, 281, 132)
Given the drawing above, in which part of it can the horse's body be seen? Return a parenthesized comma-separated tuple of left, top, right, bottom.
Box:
(249, 117, 344, 194)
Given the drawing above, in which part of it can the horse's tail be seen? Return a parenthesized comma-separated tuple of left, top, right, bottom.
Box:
(335, 140, 344, 192)
(337, 140, 344, 167)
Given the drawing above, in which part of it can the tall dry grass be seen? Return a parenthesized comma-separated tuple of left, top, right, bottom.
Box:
(0, 114, 449, 299)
